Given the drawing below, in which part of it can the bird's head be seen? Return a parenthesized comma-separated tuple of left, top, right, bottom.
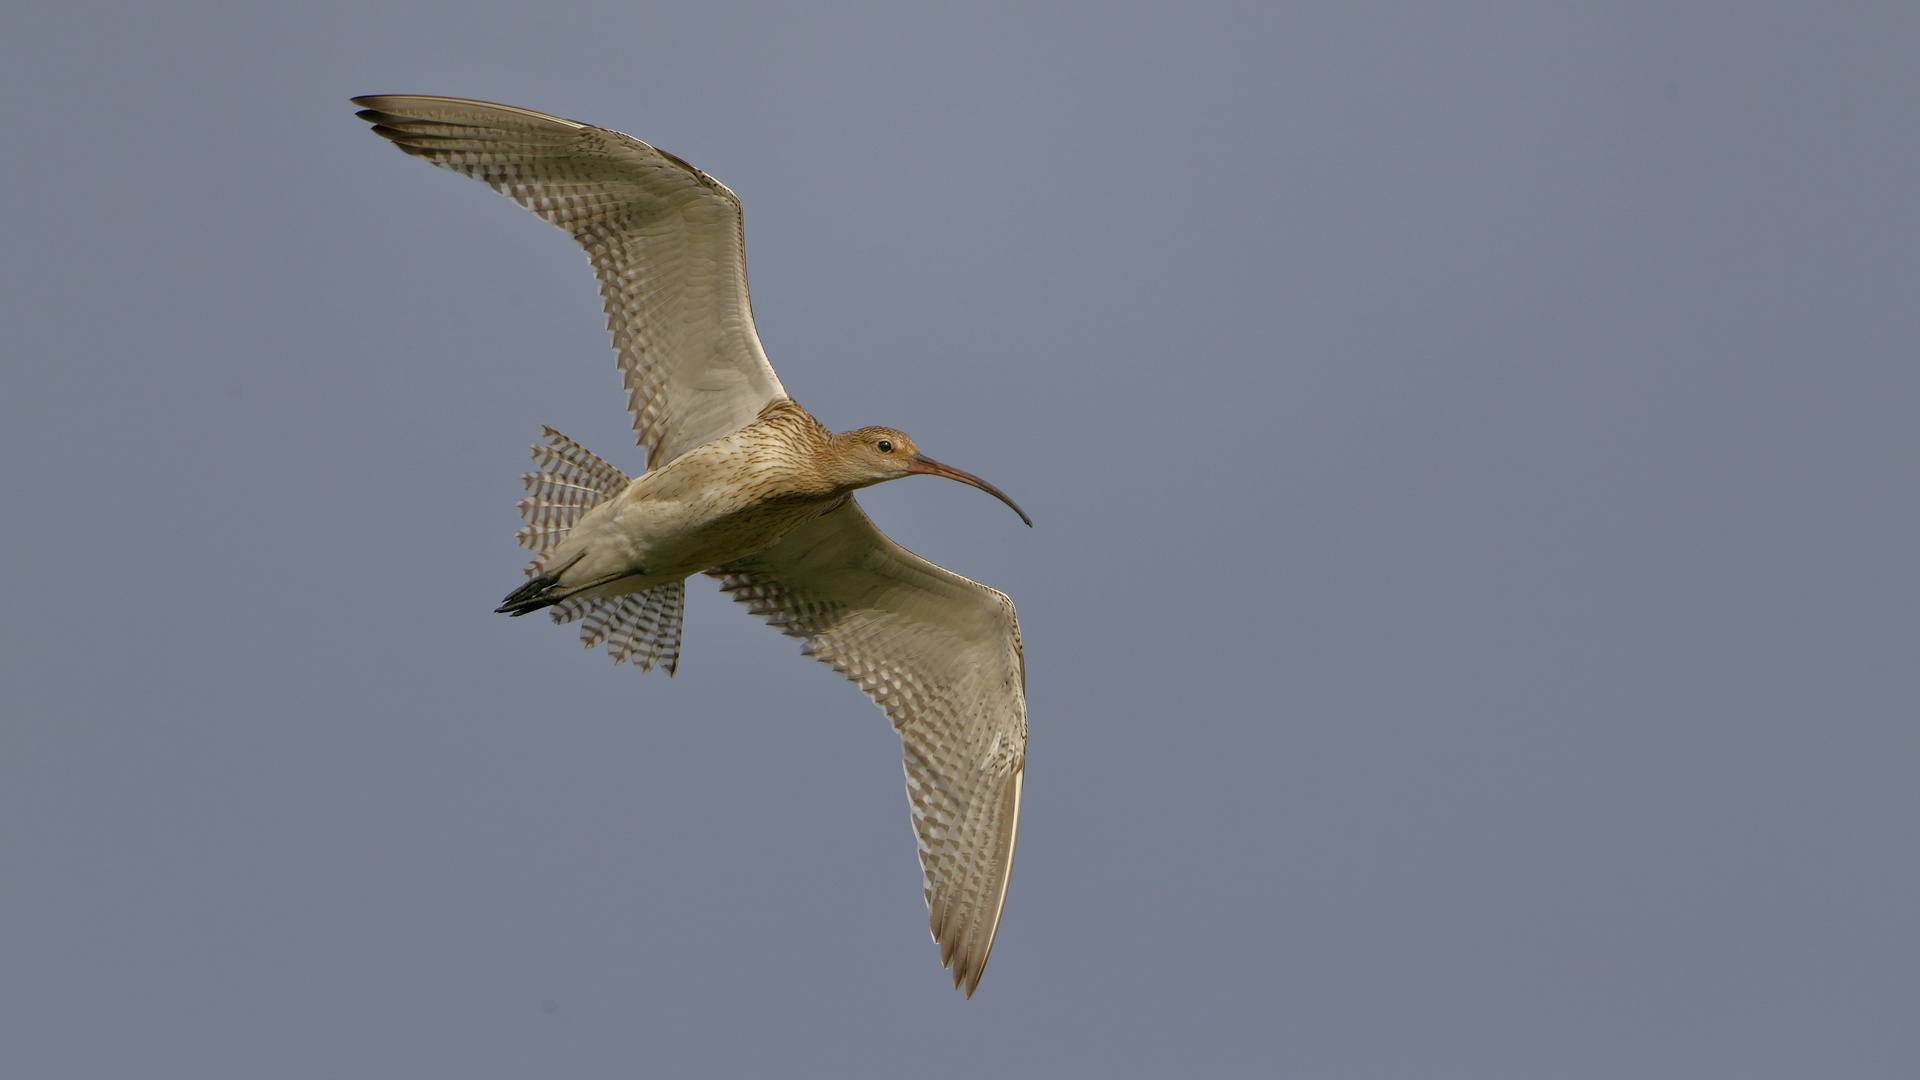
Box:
(831, 427, 1032, 526)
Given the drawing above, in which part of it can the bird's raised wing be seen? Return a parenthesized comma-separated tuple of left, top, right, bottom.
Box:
(707, 499, 1026, 996)
(354, 96, 787, 469)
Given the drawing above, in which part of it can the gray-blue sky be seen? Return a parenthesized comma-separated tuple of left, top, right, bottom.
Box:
(3, 2, 1916, 1076)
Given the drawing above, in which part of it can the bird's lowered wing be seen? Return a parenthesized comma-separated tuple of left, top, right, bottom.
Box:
(707, 499, 1026, 996)
(354, 96, 787, 469)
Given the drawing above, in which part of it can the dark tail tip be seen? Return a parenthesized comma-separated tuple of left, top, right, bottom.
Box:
(497, 552, 588, 616)
(496, 574, 559, 616)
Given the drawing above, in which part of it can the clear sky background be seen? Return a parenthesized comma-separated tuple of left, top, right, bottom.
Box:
(3, 2, 1916, 1077)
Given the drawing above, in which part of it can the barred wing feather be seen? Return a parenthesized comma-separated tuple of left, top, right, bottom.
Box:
(708, 499, 1026, 996)
(354, 95, 787, 469)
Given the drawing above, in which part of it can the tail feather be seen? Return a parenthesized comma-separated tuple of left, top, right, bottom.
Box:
(530, 425, 629, 495)
(521, 474, 609, 502)
(550, 580, 685, 675)
(502, 428, 681, 673)
(512, 523, 568, 554)
(516, 427, 631, 554)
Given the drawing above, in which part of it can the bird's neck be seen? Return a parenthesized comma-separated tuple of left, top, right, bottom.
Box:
(746, 398, 853, 496)
(753, 397, 833, 452)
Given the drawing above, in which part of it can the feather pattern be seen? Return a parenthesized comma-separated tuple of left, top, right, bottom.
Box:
(709, 498, 1026, 997)
(354, 95, 787, 469)
(510, 427, 682, 673)
(515, 426, 631, 554)
(549, 580, 686, 675)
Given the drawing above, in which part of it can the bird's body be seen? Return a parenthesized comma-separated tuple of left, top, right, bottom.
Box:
(511, 399, 844, 609)
(355, 95, 1030, 996)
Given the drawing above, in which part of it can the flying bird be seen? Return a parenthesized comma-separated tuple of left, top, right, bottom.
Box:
(353, 96, 1029, 996)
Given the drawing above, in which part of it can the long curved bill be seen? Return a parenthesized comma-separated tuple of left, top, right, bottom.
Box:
(906, 455, 1033, 527)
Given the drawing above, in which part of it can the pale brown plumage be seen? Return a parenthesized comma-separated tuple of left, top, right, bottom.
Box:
(355, 95, 1030, 996)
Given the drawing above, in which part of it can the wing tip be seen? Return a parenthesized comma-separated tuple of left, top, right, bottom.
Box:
(929, 767, 1023, 999)
(348, 94, 590, 134)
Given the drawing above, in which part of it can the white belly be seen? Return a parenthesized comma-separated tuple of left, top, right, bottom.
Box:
(543, 445, 835, 596)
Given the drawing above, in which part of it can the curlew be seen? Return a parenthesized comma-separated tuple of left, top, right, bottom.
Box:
(354, 96, 1030, 996)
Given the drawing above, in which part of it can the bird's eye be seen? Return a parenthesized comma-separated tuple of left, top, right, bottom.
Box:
(876, 440, 893, 453)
